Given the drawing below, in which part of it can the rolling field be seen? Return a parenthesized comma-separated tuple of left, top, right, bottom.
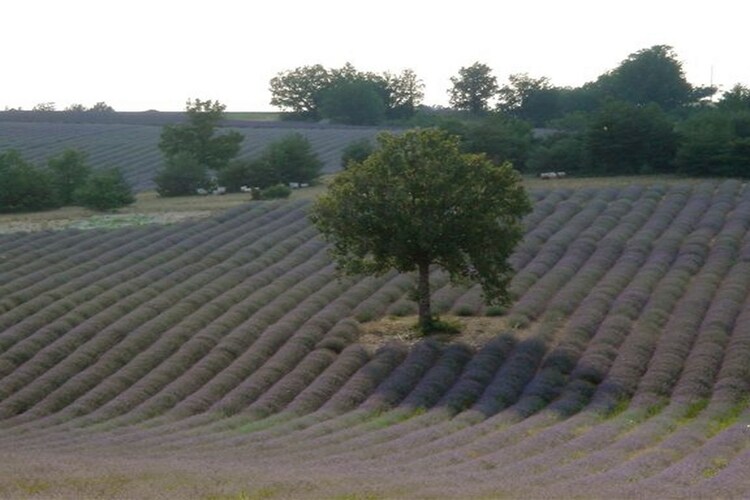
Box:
(1, 181, 750, 498)
(0, 120, 384, 193)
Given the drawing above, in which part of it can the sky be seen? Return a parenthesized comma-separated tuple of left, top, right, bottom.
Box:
(1, 0, 749, 112)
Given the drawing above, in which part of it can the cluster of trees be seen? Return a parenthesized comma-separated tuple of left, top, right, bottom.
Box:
(442, 45, 750, 178)
(269, 63, 424, 124)
(0, 148, 133, 213)
(154, 99, 323, 198)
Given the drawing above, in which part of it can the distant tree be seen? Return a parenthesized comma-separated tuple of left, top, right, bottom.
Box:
(74, 168, 134, 211)
(718, 84, 750, 111)
(497, 73, 562, 126)
(269, 64, 332, 120)
(319, 79, 387, 125)
(270, 63, 423, 122)
(310, 128, 531, 332)
(154, 152, 211, 197)
(676, 109, 750, 177)
(340, 138, 374, 168)
(461, 114, 533, 169)
(448, 62, 498, 113)
(527, 134, 587, 174)
(65, 103, 87, 112)
(88, 101, 115, 112)
(383, 69, 425, 120)
(220, 133, 323, 191)
(158, 98, 244, 172)
(0, 150, 60, 212)
(48, 148, 92, 204)
(595, 45, 715, 111)
(258, 133, 323, 185)
(32, 102, 56, 112)
(586, 101, 677, 174)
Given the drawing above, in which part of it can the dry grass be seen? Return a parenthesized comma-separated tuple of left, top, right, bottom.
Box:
(358, 314, 519, 349)
(0, 174, 711, 234)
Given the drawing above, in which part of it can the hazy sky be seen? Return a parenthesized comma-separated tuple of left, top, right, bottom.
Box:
(2, 0, 748, 112)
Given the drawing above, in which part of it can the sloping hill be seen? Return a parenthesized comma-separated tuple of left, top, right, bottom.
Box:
(0, 120, 384, 192)
(1, 182, 750, 498)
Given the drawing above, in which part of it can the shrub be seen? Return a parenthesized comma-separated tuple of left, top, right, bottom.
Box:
(340, 138, 374, 168)
(0, 150, 60, 213)
(48, 148, 92, 205)
(258, 184, 292, 200)
(261, 133, 323, 185)
(74, 168, 135, 211)
(154, 152, 210, 197)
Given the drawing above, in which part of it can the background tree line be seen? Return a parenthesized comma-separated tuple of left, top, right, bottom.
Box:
(318, 45, 750, 178)
(269, 63, 424, 125)
(154, 99, 324, 199)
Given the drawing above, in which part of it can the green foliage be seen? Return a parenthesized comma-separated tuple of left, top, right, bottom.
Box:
(269, 64, 332, 120)
(497, 73, 562, 126)
(48, 148, 92, 204)
(259, 184, 292, 199)
(461, 114, 533, 169)
(258, 133, 322, 186)
(449, 62, 498, 114)
(319, 79, 386, 125)
(527, 134, 587, 174)
(74, 168, 134, 211)
(341, 138, 374, 168)
(269, 63, 423, 123)
(158, 98, 244, 171)
(718, 84, 750, 111)
(311, 128, 531, 332)
(0, 150, 60, 213)
(676, 109, 750, 176)
(218, 134, 322, 190)
(154, 152, 210, 197)
(217, 159, 260, 192)
(586, 101, 676, 174)
(383, 69, 425, 120)
(594, 45, 713, 111)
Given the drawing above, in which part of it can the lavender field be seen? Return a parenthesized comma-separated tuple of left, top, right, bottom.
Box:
(0, 120, 383, 192)
(1, 182, 750, 498)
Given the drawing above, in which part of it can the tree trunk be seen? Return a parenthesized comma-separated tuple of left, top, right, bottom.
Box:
(417, 260, 432, 332)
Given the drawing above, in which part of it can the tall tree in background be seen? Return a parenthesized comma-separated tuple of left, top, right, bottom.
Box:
(156, 99, 243, 196)
(497, 73, 562, 126)
(311, 128, 530, 332)
(158, 99, 243, 171)
(48, 149, 91, 205)
(595, 45, 714, 111)
(383, 69, 425, 119)
(448, 62, 498, 114)
(269, 65, 332, 120)
(269, 63, 423, 123)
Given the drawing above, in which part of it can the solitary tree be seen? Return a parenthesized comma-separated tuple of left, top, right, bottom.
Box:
(448, 62, 498, 114)
(311, 128, 531, 332)
(159, 99, 243, 171)
(156, 99, 243, 196)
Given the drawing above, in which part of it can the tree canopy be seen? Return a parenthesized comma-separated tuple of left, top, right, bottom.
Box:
(594, 45, 714, 111)
(448, 62, 498, 114)
(158, 99, 244, 171)
(156, 99, 244, 196)
(269, 63, 424, 123)
(310, 128, 531, 332)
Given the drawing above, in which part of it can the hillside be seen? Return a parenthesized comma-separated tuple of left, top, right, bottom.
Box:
(0, 119, 385, 192)
(1, 182, 750, 498)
